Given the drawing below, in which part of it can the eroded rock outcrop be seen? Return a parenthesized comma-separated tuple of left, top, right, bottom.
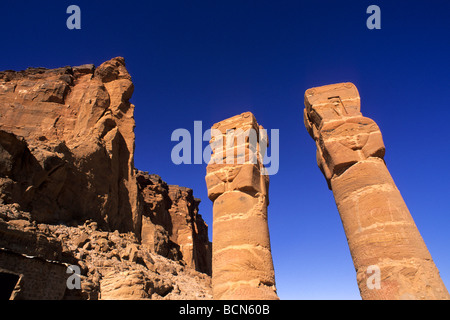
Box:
(206, 112, 278, 300)
(0, 58, 212, 299)
(303, 82, 450, 300)
(0, 57, 138, 232)
(137, 171, 212, 275)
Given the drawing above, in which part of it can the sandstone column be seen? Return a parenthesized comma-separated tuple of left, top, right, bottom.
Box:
(303, 82, 450, 300)
(205, 112, 278, 300)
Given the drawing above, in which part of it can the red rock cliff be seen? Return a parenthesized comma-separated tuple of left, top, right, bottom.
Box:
(0, 58, 211, 279)
(0, 57, 138, 232)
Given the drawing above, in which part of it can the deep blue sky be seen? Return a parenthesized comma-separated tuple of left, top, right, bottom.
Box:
(1, 1, 449, 299)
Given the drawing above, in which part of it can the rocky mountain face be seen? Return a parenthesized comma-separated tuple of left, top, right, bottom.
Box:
(0, 58, 211, 299)
(137, 171, 211, 275)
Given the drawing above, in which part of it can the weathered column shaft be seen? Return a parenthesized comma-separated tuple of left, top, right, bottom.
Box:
(206, 112, 278, 300)
(304, 82, 449, 300)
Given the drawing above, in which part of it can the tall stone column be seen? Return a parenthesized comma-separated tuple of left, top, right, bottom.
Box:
(205, 112, 278, 300)
(303, 82, 449, 300)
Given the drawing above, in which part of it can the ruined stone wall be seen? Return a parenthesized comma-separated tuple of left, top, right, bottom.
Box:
(0, 250, 68, 300)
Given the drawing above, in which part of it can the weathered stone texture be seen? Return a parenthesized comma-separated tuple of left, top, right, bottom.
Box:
(206, 112, 278, 300)
(137, 171, 212, 275)
(304, 82, 450, 300)
(0, 250, 68, 300)
(0, 203, 74, 300)
(0, 58, 212, 299)
(0, 203, 212, 300)
(0, 57, 139, 232)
